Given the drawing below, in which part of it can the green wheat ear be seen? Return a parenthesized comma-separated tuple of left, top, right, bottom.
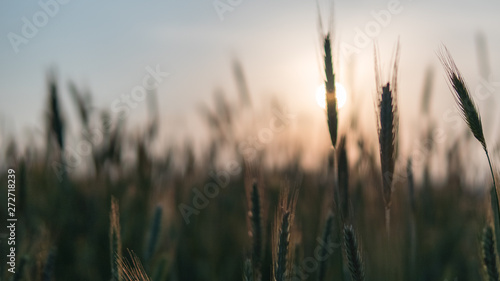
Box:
(374, 41, 400, 235)
(482, 225, 500, 281)
(274, 211, 291, 281)
(438, 47, 496, 186)
(439, 46, 500, 254)
(438, 47, 486, 150)
(343, 225, 365, 281)
(273, 187, 297, 281)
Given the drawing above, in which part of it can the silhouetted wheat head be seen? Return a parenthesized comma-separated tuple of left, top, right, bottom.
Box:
(482, 225, 500, 281)
(438, 47, 486, 150)
(343, 225, 365, 281)
(273, 188, 297, 281)
(324, 33, 338, 148)
(46, 74, 65, 151)
(438, 47, 500, 259)
(438, 47, 497, 186)
(374, 43, 400, 219)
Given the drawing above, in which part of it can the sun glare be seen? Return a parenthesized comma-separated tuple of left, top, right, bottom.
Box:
(315, 83, 347, 109)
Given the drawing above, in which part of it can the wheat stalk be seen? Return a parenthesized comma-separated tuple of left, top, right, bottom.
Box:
(275, 211, 291, 281)
(47, 75, 64, 151)
(482, 225, 500, 281)
(118, 250, 151, 281)
(438, 46, 500, 254)
(144, 206, 162, 264)
(317, 213, 334, 281)
(68, 81, 90, 128)
(250, 181, 263, 271)
(338, 136, 349, 221)
(490, 183, 500, 257)
(439, 47, 487, 150)
(374, 42, 400, 235)
(420, 66, 434, 115)
(438, 47, 495, 184)
(343, 225, 365, 281)
(407, 158, 417, 281)
(324, 33, 338, 148)
(110, 197, 122, 281)
(273, 188, 297, 281)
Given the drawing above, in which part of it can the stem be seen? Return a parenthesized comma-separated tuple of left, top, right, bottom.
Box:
(486, 149, 496, 188)
(485, 149, 500, 257)
(385, 207, 391, 239)
(384, 206, 392, 278)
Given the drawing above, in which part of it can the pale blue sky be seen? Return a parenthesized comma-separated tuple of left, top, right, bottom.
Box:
(1, 0, 500, 167)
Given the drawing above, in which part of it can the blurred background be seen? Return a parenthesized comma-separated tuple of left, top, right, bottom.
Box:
(1, 0, 500, 280)
(1, 0, 500, 173)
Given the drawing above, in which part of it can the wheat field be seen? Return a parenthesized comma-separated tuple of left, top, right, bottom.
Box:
(1, 3, 500, 281)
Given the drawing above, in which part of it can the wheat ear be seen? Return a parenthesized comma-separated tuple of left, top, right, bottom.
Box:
(343, 225, 365, 281)
(482, 225, 500, 281)
(438, 46, 494, 185)
(438, 47, 500, 253)
(324, 33, 338, 148)
(118, 250, 151, 281)
(273, 188, 297, 281)
(374, 42, 400, 235)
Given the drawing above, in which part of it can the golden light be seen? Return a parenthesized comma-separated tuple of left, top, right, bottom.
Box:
(316, 83, 347, 110)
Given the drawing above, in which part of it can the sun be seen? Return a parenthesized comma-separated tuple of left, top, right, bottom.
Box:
(315, 83, 347, 109)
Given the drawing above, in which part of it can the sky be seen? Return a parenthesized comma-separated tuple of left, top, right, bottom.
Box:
(1, 0, 500, 175)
